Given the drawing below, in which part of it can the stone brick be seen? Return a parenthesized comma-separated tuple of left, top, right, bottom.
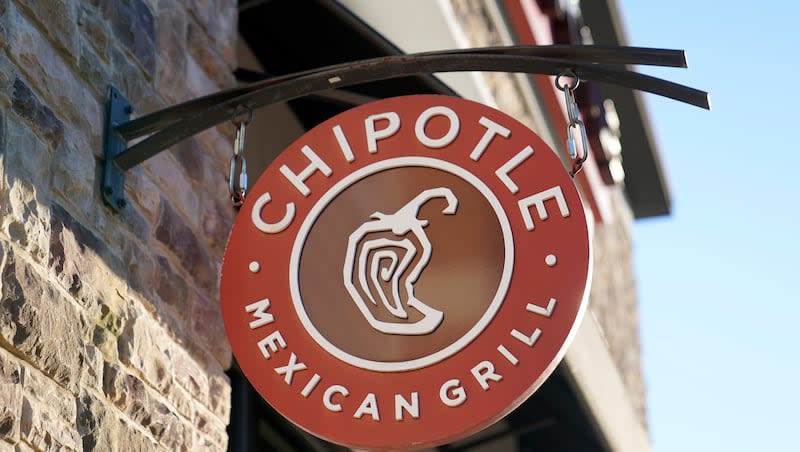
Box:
(97, 304, 123, 337)
(185, 54, 221, 99)
(0, 0, 8, 49)
(101, 361, 148, 418)
(90, 323, 118, 362)
(0, 245, 84, 394)
(126, 169, 162, 223)
(1, 119, 53, 262)
(20, 396, 81, 452)
(78, 3, 112, 63)
(79, 344, 103, 391)
(154, 0, 188, 104)
(94, 0, 156, 75)
(154, 255, 189, 312)
(10, 79, 64, 149)
(172, 141, 235, 260)
(102, 198, 153, 249)
(0, 348, 23, 445)
(193, 402, 227, 449)
(147, 253, 190, 339)
(192, 431, 221, 451)
(76, 389, 158, 451)
(121, 240, 156, 302)
(20, 363, 75, 425)
(109, 46, 163, 116)
(2, 115, 53, 189)
(0, 113, 3, 184)
(166, 383, 195, 422)
(450, 0, 502, 47)
(186, 17, 235, 89)
(0, 181, 38, 252)
(172, 346, 209, 404)
(12, 442, 35, 452)
(77, 42, 111, 98)
(117, 304, 175, 393)
(201, 197, 234, 258)
(5, 3, 100, 137)
(172, 138, 205, 183)
(49, 203, 127, 311)
(0, 53, 11, 107)
(152, 406, 193, 451)
(196, 126, 236, 173)
(191, 289, 231, 370)
(182, 0, 237, 69)
(48, 132, 96, 218)
(142, 154, 199, 229)
(0, 184, 3, 228)
(216, 0, 238, 70)
(56, 278, 127, 349)
(120, 207, 153, 249)
(102, 361, 193, 450)
(154, 200, 216, 291)
(0, 252, 103, 400)
(208, 372, 231, 421)
(16, 0, 79, 62)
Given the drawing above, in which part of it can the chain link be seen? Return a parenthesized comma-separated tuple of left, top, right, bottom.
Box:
(228, 111, 251, 207)
(556, 71, 588, 177)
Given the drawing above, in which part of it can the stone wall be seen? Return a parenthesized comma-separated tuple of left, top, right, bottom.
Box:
(0, 0, 237, 450)
(449, 0, 648, 427)
(587, 188, 648, 425)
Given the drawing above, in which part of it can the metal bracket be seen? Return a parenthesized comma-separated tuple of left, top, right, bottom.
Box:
(100, 45, 710, 212)
(102, 86, 132, 212)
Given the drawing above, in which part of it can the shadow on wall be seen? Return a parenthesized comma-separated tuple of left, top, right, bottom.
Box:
(0, 0, 241, 449)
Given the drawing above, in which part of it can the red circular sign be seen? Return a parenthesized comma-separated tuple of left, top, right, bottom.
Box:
(221, 95, 591, 450)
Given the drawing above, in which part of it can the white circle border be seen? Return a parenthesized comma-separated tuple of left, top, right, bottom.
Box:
(289, 157, 515, 372)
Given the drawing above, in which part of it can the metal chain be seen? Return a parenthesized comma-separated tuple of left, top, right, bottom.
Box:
(228, 109, 252, 207)
(556, 70, 589, 177)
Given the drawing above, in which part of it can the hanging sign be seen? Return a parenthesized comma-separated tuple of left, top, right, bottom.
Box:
(221, 95, 591, 450)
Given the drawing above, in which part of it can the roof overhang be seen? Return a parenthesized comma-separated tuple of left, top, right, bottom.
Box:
(579, 0, 672, 218)
(237, 0, 456, 130)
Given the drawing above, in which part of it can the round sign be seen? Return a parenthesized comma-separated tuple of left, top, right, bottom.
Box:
(221, 95, 591, 450)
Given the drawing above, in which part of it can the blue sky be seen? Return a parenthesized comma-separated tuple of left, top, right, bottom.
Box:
(619, 1, 799, 451)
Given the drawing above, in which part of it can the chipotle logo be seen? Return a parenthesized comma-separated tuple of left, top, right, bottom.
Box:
(221, 95, 591, 450)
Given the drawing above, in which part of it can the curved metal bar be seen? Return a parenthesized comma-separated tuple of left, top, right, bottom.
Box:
(113, 51, 709, 170)
(413, 44, 688, 67)
(114, 45, 690, 141)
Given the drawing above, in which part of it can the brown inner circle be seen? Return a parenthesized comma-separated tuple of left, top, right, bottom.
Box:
(297, 166, 505, 364)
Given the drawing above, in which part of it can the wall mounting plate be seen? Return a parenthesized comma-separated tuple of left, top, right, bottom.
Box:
(102, 86, 131, 212)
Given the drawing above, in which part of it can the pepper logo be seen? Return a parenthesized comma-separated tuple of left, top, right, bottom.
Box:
(221, 95, 592, 451)
(291, 160, 511, 372)
(343, 188, 457, 335)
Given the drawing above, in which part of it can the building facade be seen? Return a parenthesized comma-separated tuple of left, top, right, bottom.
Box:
(0, 0, 663, 450)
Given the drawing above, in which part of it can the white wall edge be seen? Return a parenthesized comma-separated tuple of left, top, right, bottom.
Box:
(564, 312, 653, 452)
(338, 0, 486, 103)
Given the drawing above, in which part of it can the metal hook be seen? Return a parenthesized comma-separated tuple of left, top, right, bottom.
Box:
(228, 115, 250, 207)
(231, 106, 253, 128)
(556, 69, 580, 91)
(567, 120, 589, 176)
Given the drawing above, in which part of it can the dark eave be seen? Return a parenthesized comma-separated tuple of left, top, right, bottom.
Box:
(237, 0, 455, 129)
(579, 0, 672, 218)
